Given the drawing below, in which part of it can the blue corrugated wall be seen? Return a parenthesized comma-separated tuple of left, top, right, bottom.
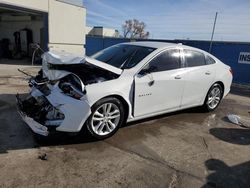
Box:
(86, 36, 250, 85)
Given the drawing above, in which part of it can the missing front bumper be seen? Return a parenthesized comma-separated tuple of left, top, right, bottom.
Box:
(16, 94, 49, 136)
(16, 84, 91, 135)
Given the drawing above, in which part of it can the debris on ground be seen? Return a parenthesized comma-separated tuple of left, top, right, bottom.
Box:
(38, 153, 48, 161)
(227, 114, 250, 128)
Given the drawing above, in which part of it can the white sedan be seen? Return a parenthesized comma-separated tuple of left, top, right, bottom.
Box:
(17, 42, 233, 139)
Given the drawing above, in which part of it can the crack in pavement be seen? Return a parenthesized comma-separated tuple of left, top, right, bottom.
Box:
(104, 140, 204, 183)
(201, 136, 213, 159)
(168, 172, 178, 188)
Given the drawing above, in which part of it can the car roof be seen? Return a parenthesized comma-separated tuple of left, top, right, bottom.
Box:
(122, 41, 182, 49)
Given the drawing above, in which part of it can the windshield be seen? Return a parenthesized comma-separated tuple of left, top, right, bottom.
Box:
(91, 44, 156, 69)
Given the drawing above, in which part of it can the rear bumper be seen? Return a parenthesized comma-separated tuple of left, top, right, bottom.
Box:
(16, 94, 49, 136)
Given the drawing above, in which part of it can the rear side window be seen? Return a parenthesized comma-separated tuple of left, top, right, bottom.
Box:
(145, 49, 181, 72)
(184, 50, 206, 67)
(206, 55, 216, 65)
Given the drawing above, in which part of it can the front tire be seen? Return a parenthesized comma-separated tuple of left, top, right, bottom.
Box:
(203, 84, 223, 112)
(86, 97, 125, 139)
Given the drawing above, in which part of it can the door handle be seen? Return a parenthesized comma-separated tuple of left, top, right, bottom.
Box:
(205, 71, 211, 75)
(174, 75, 182, 79)
(148, 80, 154, 86)
(146, 73, 154, 86)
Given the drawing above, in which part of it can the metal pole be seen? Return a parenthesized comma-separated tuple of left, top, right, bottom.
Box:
(209, 12, 218, 53)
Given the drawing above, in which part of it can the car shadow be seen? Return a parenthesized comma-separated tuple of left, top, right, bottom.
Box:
(0, 91, 243, 152)
(125, 106, 206, 127)
(0, 93, 100, 154)
(36, 130, 99, 146)
(0, 91, 208, 154)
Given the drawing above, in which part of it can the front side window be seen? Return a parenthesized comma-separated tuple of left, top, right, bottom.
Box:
(184, 50, 206, 67)
(142, 49, 181, 73)
(91, 44, 155, 69)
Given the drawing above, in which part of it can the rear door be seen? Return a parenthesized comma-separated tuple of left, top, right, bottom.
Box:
(181, 49, 216, 108)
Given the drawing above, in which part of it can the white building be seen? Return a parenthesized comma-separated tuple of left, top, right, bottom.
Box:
(87, 26, 119, 38)
(0, 0, 86, 55)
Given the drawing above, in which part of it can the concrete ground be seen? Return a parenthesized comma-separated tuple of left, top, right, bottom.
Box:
(0, 63, 250, 188)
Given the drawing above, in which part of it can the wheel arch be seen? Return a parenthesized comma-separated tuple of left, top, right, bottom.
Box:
(213, 81, 225, 97)
(203, 81, 225, 104)
(90, 94, 131, 122)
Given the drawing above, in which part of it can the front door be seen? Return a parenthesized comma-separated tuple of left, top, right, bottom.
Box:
(134, 49, 186, 117)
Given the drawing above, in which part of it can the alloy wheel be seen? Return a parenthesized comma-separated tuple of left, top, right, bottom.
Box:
(207, 87, 221, 109)
(91, 103, 121, 136)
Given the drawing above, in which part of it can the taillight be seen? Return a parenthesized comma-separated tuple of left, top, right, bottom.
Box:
(229, 68, 233, 75)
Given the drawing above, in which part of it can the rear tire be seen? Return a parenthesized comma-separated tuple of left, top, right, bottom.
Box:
(86, 97, 125, 140)
(203, 83, 223, 112)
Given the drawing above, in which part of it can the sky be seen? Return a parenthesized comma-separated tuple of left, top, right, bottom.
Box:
(82, 0, 250, 42)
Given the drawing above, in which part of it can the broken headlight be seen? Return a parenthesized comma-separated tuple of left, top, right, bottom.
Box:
(59, 74, 85, 100)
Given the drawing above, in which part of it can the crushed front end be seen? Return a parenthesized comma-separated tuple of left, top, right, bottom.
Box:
(16, 92, 64, 136)
(16, 75, 92, 136)
(16, 52, 93, 136)
(17, 51, 120, 136)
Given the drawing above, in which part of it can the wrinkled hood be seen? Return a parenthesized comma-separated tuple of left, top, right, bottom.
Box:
(42, 51, 122, 80)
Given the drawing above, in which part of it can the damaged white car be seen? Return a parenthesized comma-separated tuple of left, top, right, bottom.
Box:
(17, 42, 233, 139)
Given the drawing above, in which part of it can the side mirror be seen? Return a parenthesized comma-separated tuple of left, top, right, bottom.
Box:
(139, 66, 157, 76)
(148, 65, 157, 72)
(139, 68, 149, 76)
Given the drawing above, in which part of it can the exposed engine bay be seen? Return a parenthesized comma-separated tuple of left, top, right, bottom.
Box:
(47, 62, 119, 85)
